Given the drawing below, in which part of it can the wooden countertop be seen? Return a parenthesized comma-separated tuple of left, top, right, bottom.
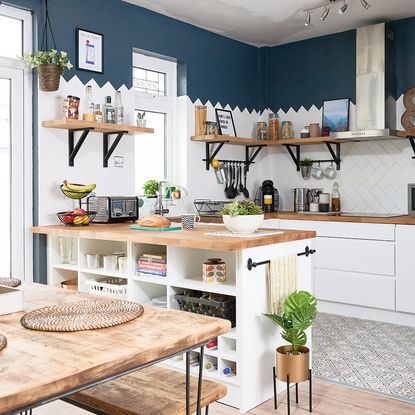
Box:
(32, 223, 316, 251)
(0, 283, 230, 414)
(192, 212, 415, 225)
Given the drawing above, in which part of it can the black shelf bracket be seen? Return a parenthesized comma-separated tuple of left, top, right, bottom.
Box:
(203, 141, 228, 170)
(408, 136, 415, 159)
(325, 142, 341, 170)
(68, 128, 93, 167)
(103, 131, 128, 168)
(245, 145, 266, 171)
(284, 144, 301, 171)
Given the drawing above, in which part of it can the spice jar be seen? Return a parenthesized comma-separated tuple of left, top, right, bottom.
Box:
(268, 112, 280, 141)
(202, 258, 226, 284)
(281, 121, 294, 139)
(256, 121, 268, 140)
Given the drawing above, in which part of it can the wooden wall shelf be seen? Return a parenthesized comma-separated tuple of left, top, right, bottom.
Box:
(43, 119, 154, 167)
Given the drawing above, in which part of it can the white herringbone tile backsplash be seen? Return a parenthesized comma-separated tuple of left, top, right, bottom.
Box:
(271, 97, 414, 213)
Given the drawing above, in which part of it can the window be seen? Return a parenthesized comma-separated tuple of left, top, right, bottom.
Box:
(133, 52, 177, 194)
(0, 14, 23, 58)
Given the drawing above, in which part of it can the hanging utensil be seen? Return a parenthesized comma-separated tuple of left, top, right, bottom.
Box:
(238, 164, 244, 193)
(224, 162, 233, 199)
(243, 165, 250, 198)
(235, 164, 240, 195)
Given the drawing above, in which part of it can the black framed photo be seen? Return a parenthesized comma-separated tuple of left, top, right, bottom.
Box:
(76, 28, 104, 73)
(322, 98, 350, 136)
(215, 109, 236, 136)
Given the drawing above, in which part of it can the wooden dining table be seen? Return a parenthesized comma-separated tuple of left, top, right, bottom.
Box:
(0, 284, 231, 415)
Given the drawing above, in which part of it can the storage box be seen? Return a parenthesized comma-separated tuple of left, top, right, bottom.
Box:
(0, 286, 24, 315)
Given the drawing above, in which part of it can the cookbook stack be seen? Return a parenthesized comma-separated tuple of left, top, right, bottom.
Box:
(137, 253, 167, 277)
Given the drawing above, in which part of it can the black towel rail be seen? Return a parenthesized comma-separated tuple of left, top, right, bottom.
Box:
(247, 246, 316, 271)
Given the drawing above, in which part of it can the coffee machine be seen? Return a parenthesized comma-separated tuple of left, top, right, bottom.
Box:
(255, 180, 279, 212)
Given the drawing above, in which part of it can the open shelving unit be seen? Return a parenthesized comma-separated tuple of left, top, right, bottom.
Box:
(43, 119, 154, 167)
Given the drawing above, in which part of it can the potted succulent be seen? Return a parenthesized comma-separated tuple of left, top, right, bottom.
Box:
(264, 291, 317, 383)
(22, 49, 73, 91)
(143, 179, 159, 198)
(219, 200, 264, 234)
(299, 158, 313, 180)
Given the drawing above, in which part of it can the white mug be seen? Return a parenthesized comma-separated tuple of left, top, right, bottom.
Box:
(181, 214, 201, 229)
(311, 165, 324, 179)
(86, 253, 102, 269)
(324, 164, 337, 179)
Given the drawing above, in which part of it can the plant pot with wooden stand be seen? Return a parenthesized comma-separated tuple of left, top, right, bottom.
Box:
(264, 290, 317, 414)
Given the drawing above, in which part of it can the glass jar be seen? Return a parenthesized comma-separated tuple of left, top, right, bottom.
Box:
(268, 113, 280, 141)
(256, 121, 268, 140)
(281, 121, 294, 139)
(64, 95, 80, 120)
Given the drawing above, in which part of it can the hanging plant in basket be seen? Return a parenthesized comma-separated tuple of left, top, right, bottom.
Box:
(22, 50, 73, 92)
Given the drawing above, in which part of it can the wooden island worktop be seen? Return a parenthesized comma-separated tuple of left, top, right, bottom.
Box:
(32, 223, 316, 251)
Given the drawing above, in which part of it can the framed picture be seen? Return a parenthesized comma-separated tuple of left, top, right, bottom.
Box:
(322, 98, 350, 136)
(76, 28, 104, 73)
(215, 109, 236, 136)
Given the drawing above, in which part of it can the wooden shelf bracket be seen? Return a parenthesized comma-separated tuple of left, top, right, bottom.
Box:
(103, 131, 128, 168)
(68, 128, 93, 167)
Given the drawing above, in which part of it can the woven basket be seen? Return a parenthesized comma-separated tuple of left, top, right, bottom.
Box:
(86, 277, 128, 300)
(38, 65, 62, 91)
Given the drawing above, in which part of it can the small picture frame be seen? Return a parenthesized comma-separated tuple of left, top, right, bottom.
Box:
(76, 28, 104, 74)
(322, 98, 350, 136)
(215, 109, 236, 136)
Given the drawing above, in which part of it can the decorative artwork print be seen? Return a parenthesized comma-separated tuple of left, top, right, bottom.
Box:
(215, 109, 236, 136)
(76, 28, 104, 73)
(322, 98, 350, 136)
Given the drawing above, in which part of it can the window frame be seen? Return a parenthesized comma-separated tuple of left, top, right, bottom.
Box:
(133, 52, 177, 185)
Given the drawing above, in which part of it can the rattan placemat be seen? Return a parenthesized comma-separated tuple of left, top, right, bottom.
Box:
(20, 299, 144, 332)
(0, 277, 21, 288)
(0, 334, 6, 352)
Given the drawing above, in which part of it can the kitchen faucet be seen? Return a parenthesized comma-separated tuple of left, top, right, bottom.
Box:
(155, 180, 170, 216)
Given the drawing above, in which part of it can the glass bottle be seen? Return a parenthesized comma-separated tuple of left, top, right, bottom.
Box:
(94, 104, 103, 122)
(104, 95, 115, 124)
(83, 86, 95, 121)
(114, 91, 124, 124)
(331, 182, 341, 212)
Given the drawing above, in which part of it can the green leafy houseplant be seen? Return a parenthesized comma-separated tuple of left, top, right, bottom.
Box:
(299, 158, 313, 167)
(143, 180, 159, 197)
(219, 200, 263, 217)
(264, 291, 317, 354)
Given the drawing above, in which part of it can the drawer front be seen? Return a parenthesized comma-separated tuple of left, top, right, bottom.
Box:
(315, 269, 395, 310)
(315, 221, 395, 241)
(262, 219, 280, 229)
(279, 220, 315, 231)
(315, 237, 395, 276)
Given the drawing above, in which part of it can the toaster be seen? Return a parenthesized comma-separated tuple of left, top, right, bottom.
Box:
(87, 196, 139, 223)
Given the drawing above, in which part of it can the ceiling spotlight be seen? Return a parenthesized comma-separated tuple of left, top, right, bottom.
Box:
(320, 7, 330, 21)
(305, 11, 311, 27)
(360, 0, 370, 9)
(338, 2, 348, 14)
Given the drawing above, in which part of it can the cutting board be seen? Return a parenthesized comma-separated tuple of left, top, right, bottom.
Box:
(130, 224, 182, 232)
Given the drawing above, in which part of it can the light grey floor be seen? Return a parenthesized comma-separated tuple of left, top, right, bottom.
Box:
(313, 312, 415, 403)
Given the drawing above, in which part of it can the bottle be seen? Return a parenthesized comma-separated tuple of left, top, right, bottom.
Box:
(331, 182, 341, 212)
(104, 95, 115, 124)
(114, 91, 124, 124)
(94, 104, 103, 122)
(82, 86, 95, 121)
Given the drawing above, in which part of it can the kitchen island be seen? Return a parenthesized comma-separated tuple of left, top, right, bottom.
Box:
(33, 223, 316, 413)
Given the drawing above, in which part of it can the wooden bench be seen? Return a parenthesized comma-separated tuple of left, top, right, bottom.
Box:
(65, 366, 227, 415)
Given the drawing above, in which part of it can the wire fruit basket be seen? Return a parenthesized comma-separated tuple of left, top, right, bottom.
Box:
(194, 199, 230, 217)
(56, 211, 97, 226)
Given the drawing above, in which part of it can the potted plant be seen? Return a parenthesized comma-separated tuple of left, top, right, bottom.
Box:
(264, 291, 317, 383)
(299, 158, 313, 180)
(143, 179, 159, 198)
(22, 50, 73, 92)
(136, 112, 146, 127)
(219, 200, 264, 234)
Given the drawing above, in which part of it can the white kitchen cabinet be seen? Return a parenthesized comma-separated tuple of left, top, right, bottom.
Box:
(315, 237, 395, 276)
(315, 221, 395, 241)
(279, 220, 315, 231)
(396, 225, 415, 313)
(262, 219, 280, 229)
(315, 269, 395, 310)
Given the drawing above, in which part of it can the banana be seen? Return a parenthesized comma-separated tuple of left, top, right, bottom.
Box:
(63, 180, 96, 193)
(73, 216, 84, 225)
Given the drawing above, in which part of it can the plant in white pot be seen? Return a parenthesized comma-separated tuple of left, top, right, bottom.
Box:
(22, 50, 73, 91)
(263, 291, 317, 383)
(220, 200, 264, 234)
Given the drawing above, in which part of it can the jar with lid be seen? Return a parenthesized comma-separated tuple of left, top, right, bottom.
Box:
(281, 121, 294, 139)
(202, 258, 226, 284)
(331, 182, 341, 212)
(268, 113, 280, 141)
(256, 121, 268, 140)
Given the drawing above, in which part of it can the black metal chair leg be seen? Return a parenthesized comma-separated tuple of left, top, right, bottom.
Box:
(197, 346, 204, 415)
(309, 369, 312, 413)
(273, 367, 277, 409)
(296, 382, 299, 403)
(205, 405, 209, 415)
(287, 374, 290, 415)
(186, 351, 190, 415)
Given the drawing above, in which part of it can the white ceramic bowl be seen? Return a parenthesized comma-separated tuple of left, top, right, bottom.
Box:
(222, 214, 264, 234)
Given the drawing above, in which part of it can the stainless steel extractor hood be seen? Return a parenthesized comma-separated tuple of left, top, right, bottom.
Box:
(331, 23, 397, 141)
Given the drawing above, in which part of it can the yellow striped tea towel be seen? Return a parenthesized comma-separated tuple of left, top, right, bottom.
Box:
(267, 254, 298, 315)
